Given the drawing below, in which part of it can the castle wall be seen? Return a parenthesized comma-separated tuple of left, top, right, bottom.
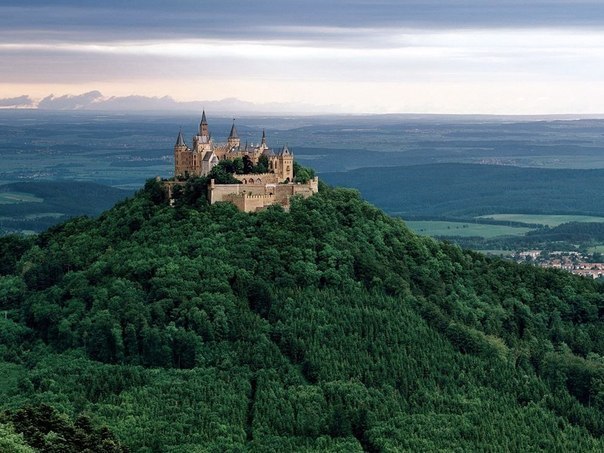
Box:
(238, 173, 278, 185)
(166, 177, 318, 212)
(274, 184, 294, 206)
(208, 177, 319, 212)
(209, 181, 243, 204)
(163, 180, 182, 199)
(225, 193, 276, 213)
(294, 176, 319, 195)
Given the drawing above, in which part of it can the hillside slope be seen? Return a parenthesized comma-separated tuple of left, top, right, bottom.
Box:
(322, 163, 604, 217)
(2, 180, 604, 450)
(0, 181, 132, 233)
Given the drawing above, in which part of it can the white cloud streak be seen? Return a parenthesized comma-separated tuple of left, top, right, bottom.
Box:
(2, 25, 604, 113)
(3, 28, 603, 58)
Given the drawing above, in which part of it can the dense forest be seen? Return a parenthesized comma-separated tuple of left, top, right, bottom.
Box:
(322, 163, 604, 217)
(0, 181, 131, 233)
(2, 178, 604, 450)
(440, 221, 604, 252)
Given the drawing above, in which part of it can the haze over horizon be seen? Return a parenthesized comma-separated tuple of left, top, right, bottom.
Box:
(2, 1, 604, 114)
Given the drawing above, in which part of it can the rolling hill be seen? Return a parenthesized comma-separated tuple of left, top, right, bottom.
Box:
(0, 181, 132, 233)
(1, 179, 604, 450)
(322, 163, 604, 218)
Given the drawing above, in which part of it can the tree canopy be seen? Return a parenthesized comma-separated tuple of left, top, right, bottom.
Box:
(2, 180, 604, 450)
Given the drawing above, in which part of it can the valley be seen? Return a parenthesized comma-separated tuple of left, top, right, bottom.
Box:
(2, 110, 604, 262)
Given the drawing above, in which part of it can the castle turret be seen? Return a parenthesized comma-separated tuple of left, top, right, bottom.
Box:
(227, 120, 240, 150)
(258, 128, 268, 151)
(175, 129, 185, 147)
(193, 110, 212, 154)
(275, 144, 294, 182)
(174, 129, 189, 177)
(199, 110, 209, 138)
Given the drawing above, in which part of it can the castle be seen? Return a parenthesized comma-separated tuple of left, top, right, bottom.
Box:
(169, 111, 318, 212)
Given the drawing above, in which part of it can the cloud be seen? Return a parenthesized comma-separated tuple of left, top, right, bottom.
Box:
(2, 1, 604, 47)
(38, 90, 104, 109)
(3, 2, 604, 114)
(32, 91, 334, 114)
(0, 95, 33, 107)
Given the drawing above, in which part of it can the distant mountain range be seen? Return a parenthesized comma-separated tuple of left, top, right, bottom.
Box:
(0, 91, 339, 114)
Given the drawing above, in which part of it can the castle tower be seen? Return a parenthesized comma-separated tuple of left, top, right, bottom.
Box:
(174, 129, 189, 177)
(276, 144, 294, 182)
(259, 129, 268, 151)
(227, 120, 240, 150)
(199, 110, 209, 138)
(193, 110, 212, 155)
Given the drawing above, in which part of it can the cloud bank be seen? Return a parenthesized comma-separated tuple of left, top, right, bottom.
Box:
(0, 95, 33, 108)
(33, 91, 334, 114)
(2, 1, 604, 114)
(3, 1, 604, 45)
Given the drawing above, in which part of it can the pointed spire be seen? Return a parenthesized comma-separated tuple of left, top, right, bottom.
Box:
(261, 129, 266, 145)
(280, 144, 290, 155)
(229, 119, 239, 139)
(175, 128, 185, 146)
(199, 110, 210, 138)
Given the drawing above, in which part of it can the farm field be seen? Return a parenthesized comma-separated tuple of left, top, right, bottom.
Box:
(0, 191, 43, 204)
(478, 214, 604, 227)
(405, 220, 532, 238)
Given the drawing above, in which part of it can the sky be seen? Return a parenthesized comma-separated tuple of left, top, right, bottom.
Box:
(1, 0, 604, 114)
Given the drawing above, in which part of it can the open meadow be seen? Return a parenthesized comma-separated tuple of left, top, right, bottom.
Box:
(478, 214, 604, 227)
(0, 191, 43, 204)
(405, 220, 532, 238)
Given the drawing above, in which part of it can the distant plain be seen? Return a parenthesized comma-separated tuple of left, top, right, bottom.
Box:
(404, 221, 531, 238)
(2, 110, 604, 241)
(478, 214, 604, 227)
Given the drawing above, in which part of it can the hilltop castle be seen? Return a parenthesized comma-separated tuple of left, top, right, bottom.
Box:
(174, 111, 295, 182)
(169, 111, 318, 212)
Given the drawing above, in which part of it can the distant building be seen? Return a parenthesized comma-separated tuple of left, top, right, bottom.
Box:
(169, 111, 318, 212)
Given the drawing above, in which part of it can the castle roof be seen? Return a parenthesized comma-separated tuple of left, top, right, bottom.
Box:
(229, 122, 239, 139)
(175, 129, 185, 146)
(201, 110, 207, 125)
(202, 151, 218, 162)
(262, 148, 275, 157)
(278, 144, 291, 156)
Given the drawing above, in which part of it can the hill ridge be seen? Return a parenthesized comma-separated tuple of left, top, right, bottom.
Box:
(323, 163, 604, 216)
(1, 180, 604, 450)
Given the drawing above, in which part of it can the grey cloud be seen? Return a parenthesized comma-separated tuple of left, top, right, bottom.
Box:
(38, 91, 104, 110)
(2, 1, 604, 46)
(32, 91, 332, 114)
(0, 95, 34, 107)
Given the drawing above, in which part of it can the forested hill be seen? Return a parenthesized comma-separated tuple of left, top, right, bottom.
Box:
(2, 179, 604, 450)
